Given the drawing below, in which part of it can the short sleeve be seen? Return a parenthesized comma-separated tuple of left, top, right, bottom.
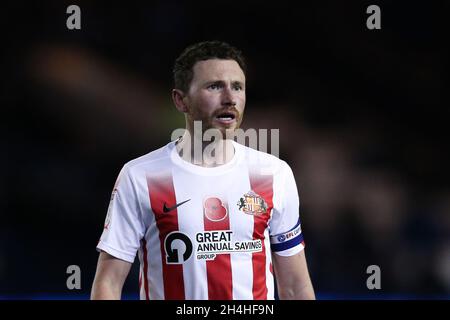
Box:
(96, 165, 145, 263)
(269, 162, 305, 256)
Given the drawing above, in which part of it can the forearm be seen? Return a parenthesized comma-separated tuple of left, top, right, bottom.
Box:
(91, 252, 131, 300)
(277, 281, 315, 300)
(272, 250, 316, 300)
(91, 278, 123, 300)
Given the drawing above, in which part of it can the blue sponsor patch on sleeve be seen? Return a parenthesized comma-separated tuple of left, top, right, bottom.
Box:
(270, 219, 303, 252)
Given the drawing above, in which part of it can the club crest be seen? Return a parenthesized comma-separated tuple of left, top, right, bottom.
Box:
(237, 191, 268, 216)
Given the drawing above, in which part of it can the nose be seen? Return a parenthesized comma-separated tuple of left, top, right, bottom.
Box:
(221, 85, 237, 107)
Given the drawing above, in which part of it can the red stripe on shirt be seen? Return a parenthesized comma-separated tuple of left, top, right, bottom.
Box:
(249, 172, 273, 300)
(141, 239, 150, 300)
(147, 173, 185, 300)
(203, 197, 233, 299)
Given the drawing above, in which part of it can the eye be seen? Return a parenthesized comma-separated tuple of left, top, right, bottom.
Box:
(233, 84, 243, 91)
(208, 83, 221, 90)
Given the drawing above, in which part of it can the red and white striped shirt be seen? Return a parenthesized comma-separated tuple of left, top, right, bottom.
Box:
(97, 140, 305, 300)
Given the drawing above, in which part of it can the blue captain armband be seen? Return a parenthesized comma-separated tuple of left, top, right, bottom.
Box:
(270, 219, 304, 252)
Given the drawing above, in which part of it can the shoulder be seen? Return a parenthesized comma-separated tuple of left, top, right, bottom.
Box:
(121, 142, 173, 178)
(235, 141, 291, 175)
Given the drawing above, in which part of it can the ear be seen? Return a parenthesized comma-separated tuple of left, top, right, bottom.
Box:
(172, 89, 189, 113)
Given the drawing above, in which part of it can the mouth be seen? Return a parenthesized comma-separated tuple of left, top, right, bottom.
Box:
(214, 110, 238, 125)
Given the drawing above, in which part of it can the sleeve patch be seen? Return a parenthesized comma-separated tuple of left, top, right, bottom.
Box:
(270, 219, 303, 252)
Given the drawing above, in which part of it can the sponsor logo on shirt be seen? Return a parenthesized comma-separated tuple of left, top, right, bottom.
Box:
(195, 231, 262, 261)
(237, 191, 268, 216)
(163, 230, 264, 263)
(273, 224, 302, 244)
(164, 231, 194, 264)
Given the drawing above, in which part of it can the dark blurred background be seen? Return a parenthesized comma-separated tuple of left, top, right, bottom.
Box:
(1, 0, 449, 299)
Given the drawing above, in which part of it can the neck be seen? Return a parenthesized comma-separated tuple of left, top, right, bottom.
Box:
(175, 130, 235, 168)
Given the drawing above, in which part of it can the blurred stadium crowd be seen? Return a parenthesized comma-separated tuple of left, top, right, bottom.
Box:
(1, 1, 449, 298)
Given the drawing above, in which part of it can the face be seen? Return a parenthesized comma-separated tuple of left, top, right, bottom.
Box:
(184, 59, 246, 135)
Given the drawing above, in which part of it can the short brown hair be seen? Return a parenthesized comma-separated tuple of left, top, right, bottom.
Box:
(173, 41, 246, 92)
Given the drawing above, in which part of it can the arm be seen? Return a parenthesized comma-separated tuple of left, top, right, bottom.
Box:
(91, 251, 133, 300)
(272, 250, 315, 300)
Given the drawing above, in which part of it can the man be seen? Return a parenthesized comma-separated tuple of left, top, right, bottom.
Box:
(91, 41, 315, 300)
